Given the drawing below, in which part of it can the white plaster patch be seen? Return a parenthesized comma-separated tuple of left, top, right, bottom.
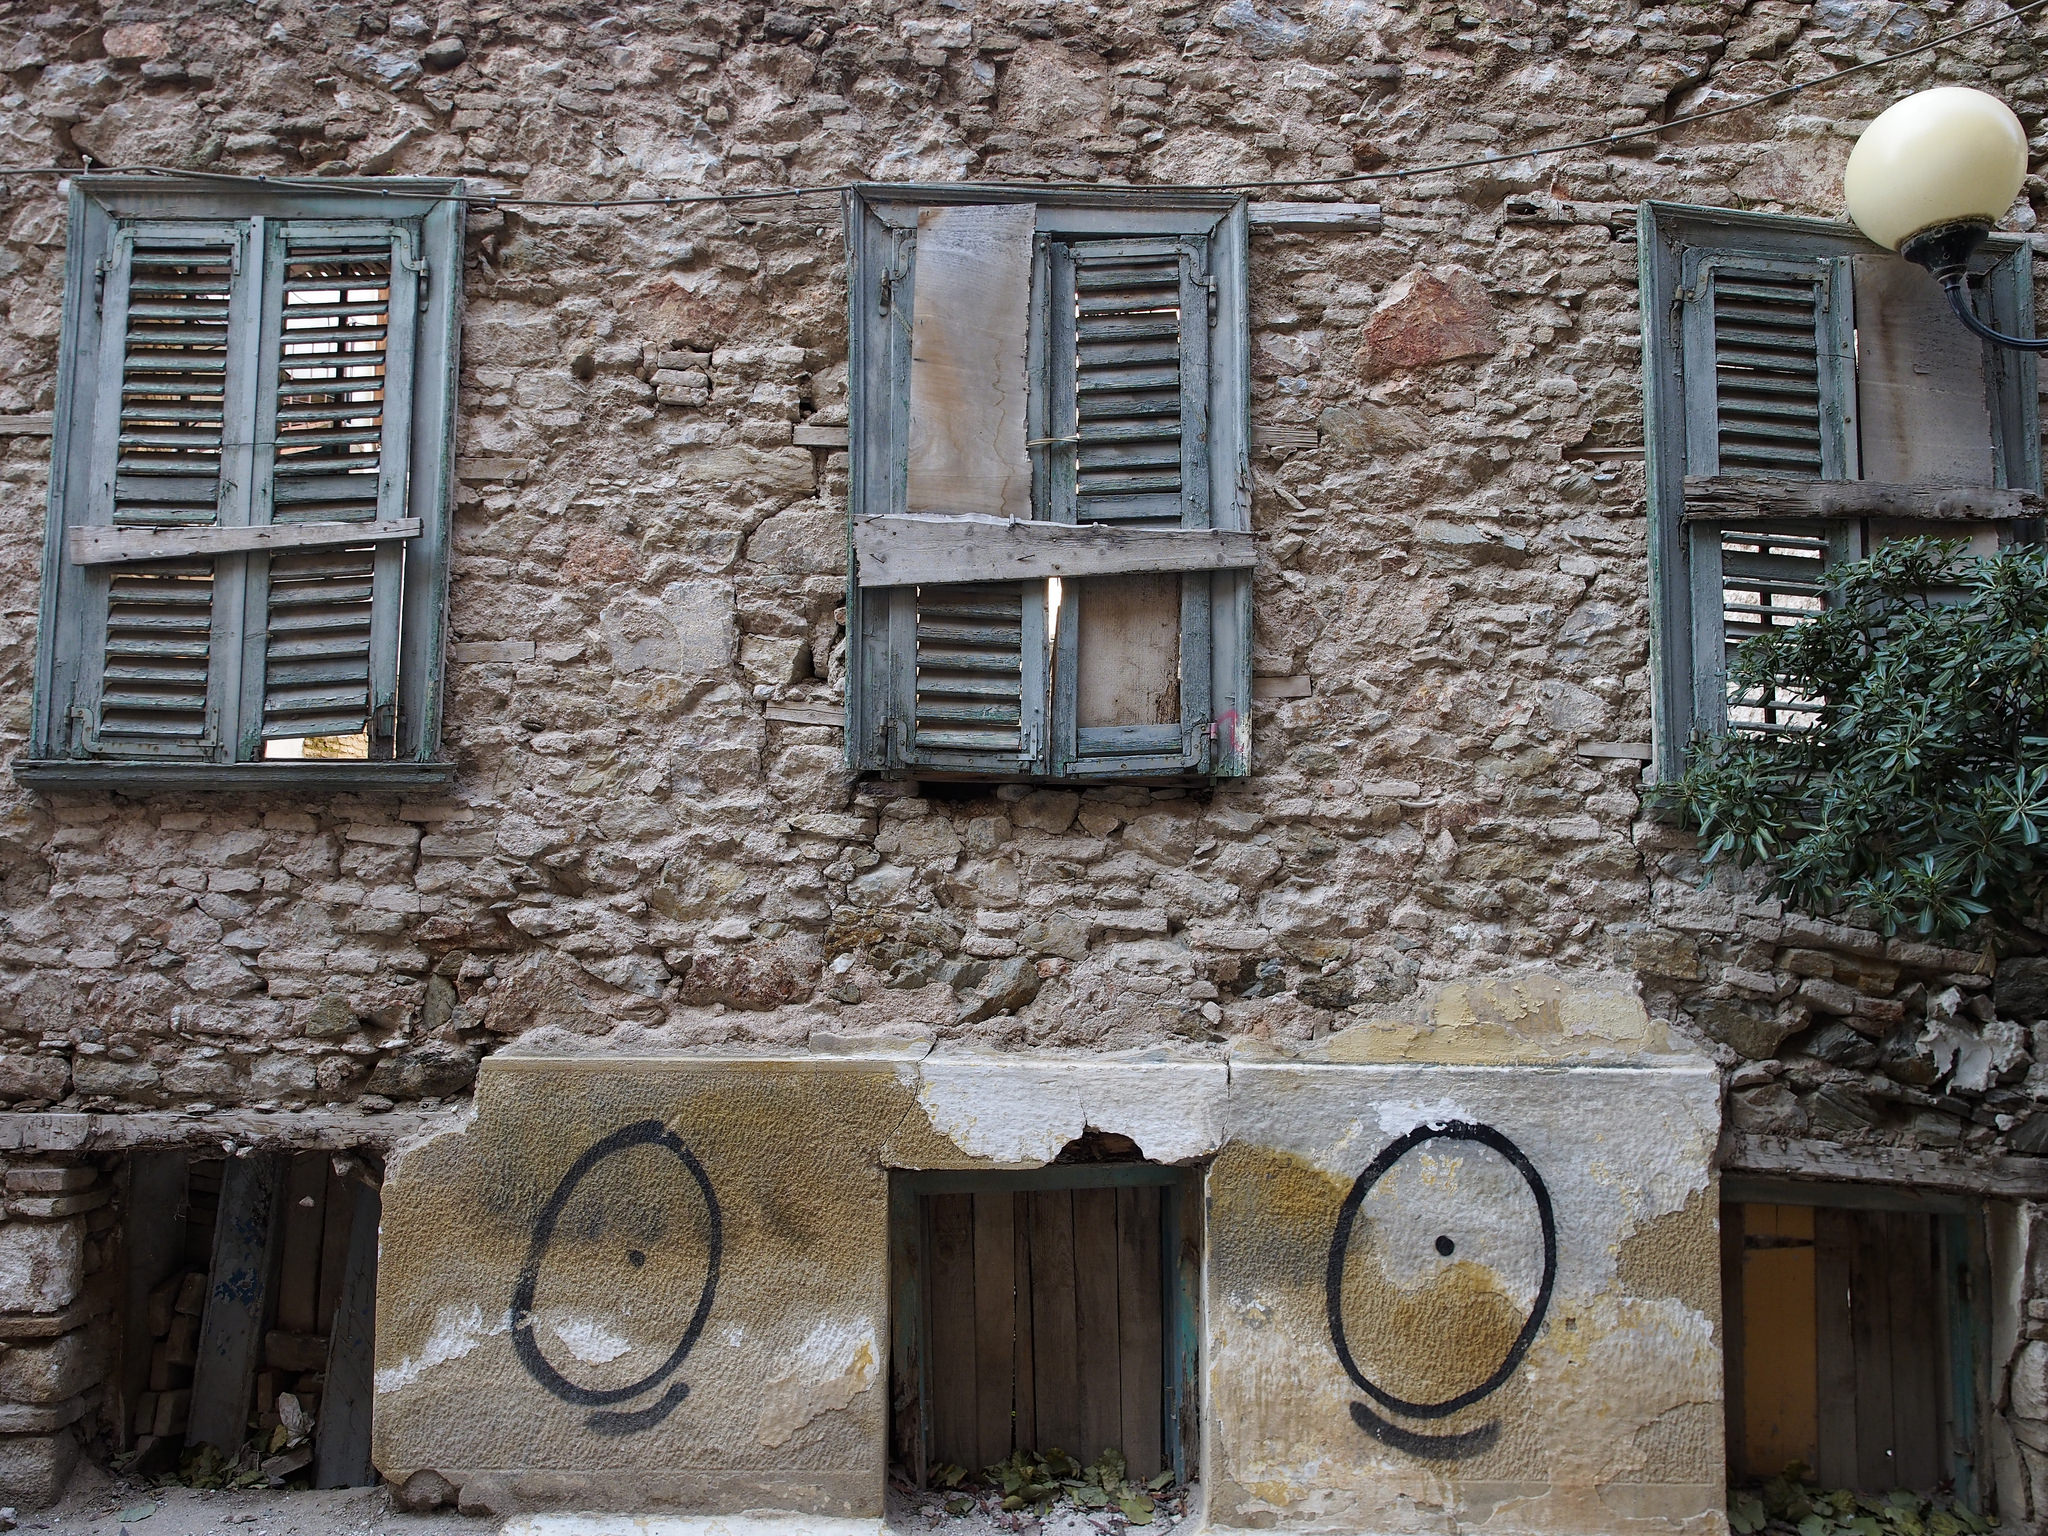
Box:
(752, 1317, 881, 1448)
(915, 1056, 1227, 1165)
(544, 1313, 635, 1364)
(372, 1303, 508, 1394)
(1372, 1096, 1472, 1137)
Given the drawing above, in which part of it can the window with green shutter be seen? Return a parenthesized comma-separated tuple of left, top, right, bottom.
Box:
(1639, 202, 2042, 782)
(22, 176, 464, 791)
(845, 187, 1253, 783)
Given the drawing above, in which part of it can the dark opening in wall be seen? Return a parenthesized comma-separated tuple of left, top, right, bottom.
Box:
(888, 1160, 1201, 1487)
(119, 1148, 382, 1488)
(1721, 1184, 1988, 1500)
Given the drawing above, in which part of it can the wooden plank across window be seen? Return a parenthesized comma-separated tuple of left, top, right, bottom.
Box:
(69, 517, 420, 566)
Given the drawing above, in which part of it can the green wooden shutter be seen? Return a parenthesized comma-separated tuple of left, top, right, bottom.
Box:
(1678, 251, 1858, 735)
(240, 222, 419, 760)
(887, 204, 1048, 776)
(844, 191, 1250, 784)
(78, 222, 261, 758)
(1046, 235, 1216, 776)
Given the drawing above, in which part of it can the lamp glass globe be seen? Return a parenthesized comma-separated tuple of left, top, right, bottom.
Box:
(1843, 86, 2028, 251)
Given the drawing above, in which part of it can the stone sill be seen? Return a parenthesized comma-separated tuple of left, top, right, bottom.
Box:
(11, 759, 457, 793)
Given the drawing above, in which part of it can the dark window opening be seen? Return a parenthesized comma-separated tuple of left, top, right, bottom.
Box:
(119, 1149, 381, 1488)
(889, 1163, 1200, 1490)
(1721, 1190, 1986, 1503)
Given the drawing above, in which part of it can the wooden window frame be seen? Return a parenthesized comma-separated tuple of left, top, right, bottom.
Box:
(18, 175, 465, 793)
(844, 185, 1253, 785)
(1638, 202, 2043, 784)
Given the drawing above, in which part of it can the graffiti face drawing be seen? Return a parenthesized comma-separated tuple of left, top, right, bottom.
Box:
(511, 1120, 722, 1435)
(1325, 1121, 1556, 1461)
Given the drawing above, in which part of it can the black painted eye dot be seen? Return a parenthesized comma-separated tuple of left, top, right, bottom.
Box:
(1435, 1234, 1455, 1257)
(627, 1249, 646, 1267)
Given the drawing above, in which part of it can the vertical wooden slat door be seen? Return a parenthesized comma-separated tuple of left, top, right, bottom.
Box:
(921, 1183, 1171, 1477)
(1731, 1201, 1965, 1495)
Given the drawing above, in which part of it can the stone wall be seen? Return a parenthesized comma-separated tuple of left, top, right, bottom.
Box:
(0, 0, 2043, 1515)
(0, 1156, 114, 1506)
(0, 0, 2038, 1155)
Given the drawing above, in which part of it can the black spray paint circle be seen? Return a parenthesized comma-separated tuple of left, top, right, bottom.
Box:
(511, 1119, 722, 1416)
(1325, 1119, 1557, 1421)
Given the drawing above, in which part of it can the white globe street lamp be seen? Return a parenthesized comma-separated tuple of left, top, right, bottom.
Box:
(1843, 85, 2046, 352)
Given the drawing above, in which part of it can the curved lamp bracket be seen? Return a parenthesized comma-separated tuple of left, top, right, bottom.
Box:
(1899, 219, 2048, 353)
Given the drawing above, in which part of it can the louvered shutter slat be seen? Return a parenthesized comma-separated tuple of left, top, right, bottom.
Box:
(1678, 251, 1857, 740)
(76, 230, 259, 757)
(1071, 252, 1187, 526)
(243, 230, 416, 758)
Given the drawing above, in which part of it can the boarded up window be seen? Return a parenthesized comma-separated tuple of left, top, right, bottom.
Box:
(846, 190, 1253, 783)
(891, 1169, 1201, 1486)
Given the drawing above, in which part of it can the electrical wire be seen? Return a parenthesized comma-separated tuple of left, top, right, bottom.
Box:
(0, 0, 2041, 212)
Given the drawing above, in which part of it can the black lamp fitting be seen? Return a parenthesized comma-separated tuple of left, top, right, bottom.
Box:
(1897, 218, 2048, 353)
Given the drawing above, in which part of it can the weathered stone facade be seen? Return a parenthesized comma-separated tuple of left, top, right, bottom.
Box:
(0, 0, 2044, 1521)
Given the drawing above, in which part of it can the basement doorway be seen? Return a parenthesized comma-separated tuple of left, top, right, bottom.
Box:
(1721, 1182, 1987, 1500)
(889, 1149, 1201, 1489)
(119, 1148, 382, 1488)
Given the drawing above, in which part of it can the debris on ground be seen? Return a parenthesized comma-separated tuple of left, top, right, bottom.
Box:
(890, 1449, 1190, 1535)
(1730, 1471, 1994, 1536)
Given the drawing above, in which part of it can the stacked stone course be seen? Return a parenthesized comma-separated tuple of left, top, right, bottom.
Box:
(0, 1159, 112, 1506)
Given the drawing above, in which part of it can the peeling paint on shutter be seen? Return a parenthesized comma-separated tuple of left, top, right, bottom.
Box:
(1682, 252, 1857, 483)
(1071, 250, 1192, 525)
(1678, 251, 1858, 736)
(245, 228, 417, 759)
(82, 229, 257, 756)
(909, 585, 1027, 754)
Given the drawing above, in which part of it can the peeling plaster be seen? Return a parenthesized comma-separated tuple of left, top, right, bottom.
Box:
(914, 1055, 1228, 1164)
(753, 1318, 880, 1448)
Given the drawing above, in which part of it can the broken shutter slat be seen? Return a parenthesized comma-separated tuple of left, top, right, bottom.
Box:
(854, 513, 1253, 586)
(904, 203, 1035, 521)
(69, 517, 421, 565)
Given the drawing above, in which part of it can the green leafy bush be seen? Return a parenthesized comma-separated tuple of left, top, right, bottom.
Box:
(1675, 537, 2048, 940)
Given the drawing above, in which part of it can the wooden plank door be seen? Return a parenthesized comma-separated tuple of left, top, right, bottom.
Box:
(1730, 1202, 1967, 1495)
(915, 1179, 1174, 1479)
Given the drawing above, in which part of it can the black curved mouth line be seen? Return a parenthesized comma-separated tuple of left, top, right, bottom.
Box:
(585, 1377, 693, 1436)
(1350, 1400, 1500, 1461)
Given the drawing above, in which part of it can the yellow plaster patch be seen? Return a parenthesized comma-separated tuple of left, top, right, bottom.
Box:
(1318, 976, 1673, 1065)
